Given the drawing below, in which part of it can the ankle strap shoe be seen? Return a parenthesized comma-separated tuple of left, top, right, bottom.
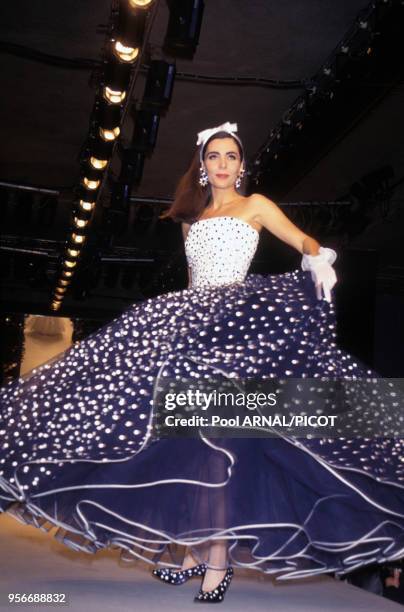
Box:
(152, 562, 207, 585)
(194, 566, 233, 603)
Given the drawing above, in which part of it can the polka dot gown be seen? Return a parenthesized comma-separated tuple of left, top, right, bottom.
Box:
(185, 216, 259, 287)
(0, 216, 403, 579)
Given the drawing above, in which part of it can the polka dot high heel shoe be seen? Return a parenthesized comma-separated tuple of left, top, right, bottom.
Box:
(152, 563, 207, 585)
(193, 566, 233, 603)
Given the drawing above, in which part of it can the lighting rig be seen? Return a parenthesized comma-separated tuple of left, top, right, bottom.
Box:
(50, 0, 156, 312)
(106, 58, 176, 238)
(250, 0, 404, 198)
(163, 0, 205, 59)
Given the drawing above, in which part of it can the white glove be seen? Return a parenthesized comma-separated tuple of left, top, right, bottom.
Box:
(301, 247, 337, 303)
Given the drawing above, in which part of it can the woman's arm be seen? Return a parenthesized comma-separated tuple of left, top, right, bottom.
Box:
(250, 194, 320, 255)
(249, 194, 337, 302)
(182, 222, 192, 288)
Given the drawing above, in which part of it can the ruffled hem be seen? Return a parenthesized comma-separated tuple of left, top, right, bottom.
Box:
(2, 430, 404, 581)
(1, 270, 404, 580)
(3, 486, 404, 581)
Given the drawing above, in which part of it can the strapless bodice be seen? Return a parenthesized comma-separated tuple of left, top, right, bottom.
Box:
(185, 216, 259, 288)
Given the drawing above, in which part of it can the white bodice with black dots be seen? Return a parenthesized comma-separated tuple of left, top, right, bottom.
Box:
(185, 216, 260, 288)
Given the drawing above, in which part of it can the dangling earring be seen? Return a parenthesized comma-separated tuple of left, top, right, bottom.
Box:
(199, 164, 208, 187)
(235, 167, 245, 189)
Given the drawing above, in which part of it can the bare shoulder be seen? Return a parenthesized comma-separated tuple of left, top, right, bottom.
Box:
(248, 192, 276, 206)
(246, 193, 278, 217)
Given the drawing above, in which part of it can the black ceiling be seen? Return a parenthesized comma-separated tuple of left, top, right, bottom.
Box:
(1, 0, 403, 316)
(1, 0, 377, 193)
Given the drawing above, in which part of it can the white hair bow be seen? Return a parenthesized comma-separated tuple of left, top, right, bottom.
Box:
(196, 121, 238, 147)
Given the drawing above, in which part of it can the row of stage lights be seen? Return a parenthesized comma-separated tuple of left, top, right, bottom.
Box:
(251, 0, 395, 184)
(51, 0, 155, 311)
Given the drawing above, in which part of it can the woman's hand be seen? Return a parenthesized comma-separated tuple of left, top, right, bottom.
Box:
(249, 194, 337, 302)
(301, 248, 337, 302)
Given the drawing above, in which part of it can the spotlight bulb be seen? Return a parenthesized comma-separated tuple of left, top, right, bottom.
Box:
(129, 0, 153, 7)
(71, 233, 86, 244)
(90, 156, 108, 170)
(79, 200, 95, 212)
(67, 248, 80, 258)
(74, 217, 88, 229)
(113, 40, 139, 63)
(82, 177, 100, 190)
(64, 260, 77, 269)
(99, 126, 120, 141)
(103, 86, 126, 105)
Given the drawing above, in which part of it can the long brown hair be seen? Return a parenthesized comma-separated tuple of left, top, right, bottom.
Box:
(161, 131, 244, 223)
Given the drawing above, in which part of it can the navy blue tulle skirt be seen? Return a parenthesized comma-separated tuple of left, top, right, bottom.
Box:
(0, 270, 403, 579)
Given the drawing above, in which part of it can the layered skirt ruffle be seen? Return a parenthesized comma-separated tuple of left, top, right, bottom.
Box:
(1, 271, 403, 579)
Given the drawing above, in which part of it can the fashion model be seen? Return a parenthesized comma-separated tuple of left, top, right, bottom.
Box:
(0, 122, 403, 604)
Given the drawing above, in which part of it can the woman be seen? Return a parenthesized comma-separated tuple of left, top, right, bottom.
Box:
(0, 122, 403, 605)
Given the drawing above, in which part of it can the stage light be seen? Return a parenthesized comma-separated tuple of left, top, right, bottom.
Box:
(73, 208, 92, 227)
(103, 86, 126, 105)
(129, 0, 153, 7)
(74, 209, 91, 222)
(61, 271, 72, 279)
(103, 62, 130, 101)
(59, 279, 70, 286)
(116, 0, 148, 48)
(143, 60, 175, 110)
(82, 177, 100, 190)
(64, 260, 77, 269)
(67, 247, 80, 258)
(113, 40, 139, 63)
(79, 199, 95, 212)
(78, 183, 98, 202)
(73, 217, 89, 229)
(164, 0, 204, 59)
(129, 108, 160, 154)
(90, 157, 108, 170)
(91, 137, 114, 160)
(51, 302, 61, 310)
(71, 233, 86, 244)
(99, 126, 120, 141)
(98, 103, 121, 139)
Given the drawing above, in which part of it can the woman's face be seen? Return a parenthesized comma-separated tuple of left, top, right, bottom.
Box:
(203, 137, 243, 189)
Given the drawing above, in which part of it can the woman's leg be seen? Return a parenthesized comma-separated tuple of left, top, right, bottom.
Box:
(201, 539, 228, 591)
(180, 546, 202, 570)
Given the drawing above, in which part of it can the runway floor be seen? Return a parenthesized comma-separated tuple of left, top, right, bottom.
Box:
(0, 513, 401, 611)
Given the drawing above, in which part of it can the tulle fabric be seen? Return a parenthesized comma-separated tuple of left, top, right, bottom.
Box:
(1, 271, 403, 579)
